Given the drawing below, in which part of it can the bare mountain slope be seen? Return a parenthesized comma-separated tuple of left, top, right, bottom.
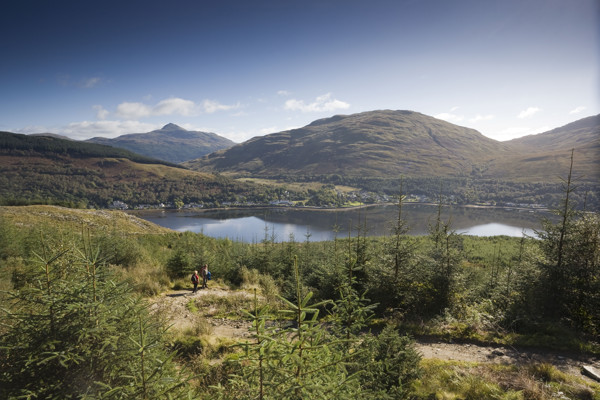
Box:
(492, 114, 600, 181)
(185, 110, 512, 178)
(185, 111, 599, 183)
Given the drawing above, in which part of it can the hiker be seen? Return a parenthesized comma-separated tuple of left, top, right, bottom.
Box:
(191, 270, 199, 293)
(201, 264, 209, 289)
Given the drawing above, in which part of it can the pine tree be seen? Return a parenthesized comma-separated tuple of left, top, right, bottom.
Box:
(220, 257, 360, 399)
(426, 191, 463, 314)
(536, 150, 600, 334)
(0, 236, 191, 399)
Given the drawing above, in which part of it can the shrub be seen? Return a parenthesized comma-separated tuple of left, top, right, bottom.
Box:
(350, 325, 421, 399)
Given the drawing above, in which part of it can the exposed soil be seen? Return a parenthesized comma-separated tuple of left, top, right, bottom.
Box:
(150, 287, 600, 383)
(149, 287, 253, 341)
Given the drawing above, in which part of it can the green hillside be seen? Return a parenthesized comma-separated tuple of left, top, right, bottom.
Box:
(0, 205, 172, 234)
(0, 131, 270, 208)
(87, 123, 235, 163)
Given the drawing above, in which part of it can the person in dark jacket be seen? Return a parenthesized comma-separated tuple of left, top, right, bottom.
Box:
(191, 270, 199, 293)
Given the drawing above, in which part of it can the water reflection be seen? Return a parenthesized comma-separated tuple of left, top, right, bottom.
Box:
(132, 204, 546, 242)
(456, 223, 535, 237)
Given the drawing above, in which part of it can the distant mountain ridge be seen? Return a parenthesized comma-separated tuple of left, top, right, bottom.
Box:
(496, 114, 600, 181)
(183, 110, 599, 182)
(86, 123, 235, 164)
(506, 114, 599, 152)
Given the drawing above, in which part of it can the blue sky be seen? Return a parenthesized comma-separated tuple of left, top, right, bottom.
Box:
(1, 0, 597, 142)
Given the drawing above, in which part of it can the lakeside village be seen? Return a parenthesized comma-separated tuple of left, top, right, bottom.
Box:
(109, 190, 548, 212)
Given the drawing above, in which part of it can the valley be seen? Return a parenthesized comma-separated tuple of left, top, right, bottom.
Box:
(2, 110, 599, 211)
(1, 110, 599, 399)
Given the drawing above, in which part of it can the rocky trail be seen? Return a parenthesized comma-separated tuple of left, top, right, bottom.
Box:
(150, 287, 600, 384)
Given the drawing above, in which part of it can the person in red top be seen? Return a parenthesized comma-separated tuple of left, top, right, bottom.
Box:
(191, 270, 199, 293)
(201, 264, 209, 289)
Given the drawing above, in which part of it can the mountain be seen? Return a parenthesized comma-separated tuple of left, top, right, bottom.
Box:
(494, 114, 600, 181)
(184, 110, 513, 178)
(184, 110, 599, 183)
(86, 123, 235, 163)
(506, 114, 599, 152)
(0, 131, 260, 208)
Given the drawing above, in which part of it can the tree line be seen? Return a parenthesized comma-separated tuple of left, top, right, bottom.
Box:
(266, 174, 600, 211)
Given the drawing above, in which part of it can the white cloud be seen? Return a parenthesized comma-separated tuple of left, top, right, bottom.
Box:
(277, 90, 291, 96)
(202, 99, 240, 114)
(499, 126, 532, 136)
(154, 98, 197, 116)
(116, 102, 153, 119)
(434, 112, 464, 123)
(284, 93, 350, 113)
(220, 129, 256, 143)
(114, 97, 240, 119)
(450, 106, 460, 112)
(60, 120, 160, 140)
(569, 106, 586, 115)
(469, 114, 495, 123)
(93, 105, 109, 120)
(517, 107, 541, 119)
(487, 124, 551, 141)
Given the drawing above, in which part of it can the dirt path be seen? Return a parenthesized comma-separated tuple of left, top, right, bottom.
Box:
(149, 287, 253, 341)
(415, 340, 599, 378)
(150, 287, 600, 382)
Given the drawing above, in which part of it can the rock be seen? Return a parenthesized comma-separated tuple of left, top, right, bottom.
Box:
(582, 365, 600, 382)
(491, 350, 504, 356)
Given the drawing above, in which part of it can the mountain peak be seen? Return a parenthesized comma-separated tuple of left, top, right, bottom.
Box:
(161, 123, 185, 131)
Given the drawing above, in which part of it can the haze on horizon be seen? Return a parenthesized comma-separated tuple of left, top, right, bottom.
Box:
(1, 0, 598, 143)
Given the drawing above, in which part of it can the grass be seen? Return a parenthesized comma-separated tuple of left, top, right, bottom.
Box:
(193, 292, 256, 319)
(236, 177, 361, 194)
(402, 317, 600, 357)
(186, 298, 199, 313)
(115, 262, 171, 296)
(412, 359, 600, 400)
(0, 205, 171, 234)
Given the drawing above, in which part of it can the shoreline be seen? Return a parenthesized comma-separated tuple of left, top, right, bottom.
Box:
(127, 202, 550, 215)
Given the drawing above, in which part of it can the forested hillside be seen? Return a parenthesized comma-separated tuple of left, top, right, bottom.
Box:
(0, 131, 276, 208)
